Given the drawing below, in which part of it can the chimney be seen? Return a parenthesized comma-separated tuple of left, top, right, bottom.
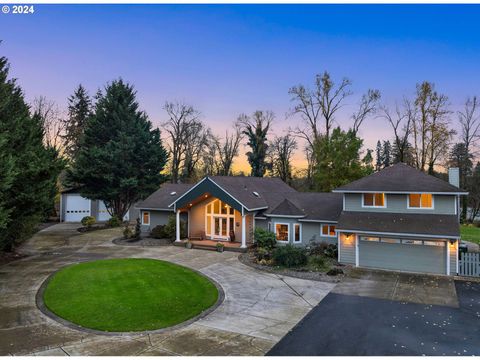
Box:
(448, 168, 460, 188)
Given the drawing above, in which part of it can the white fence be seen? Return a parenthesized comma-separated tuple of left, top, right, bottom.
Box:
(459, 252, 480, 277)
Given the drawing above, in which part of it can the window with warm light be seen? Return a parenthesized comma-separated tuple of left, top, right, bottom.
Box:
(142, 211, 150, 225)
(363, 193, 385, 207)
(408, 193, 433, 209)
(294, 223, 301, 243)
(321, 224, 336, 237)
(275, 223, 290, 242)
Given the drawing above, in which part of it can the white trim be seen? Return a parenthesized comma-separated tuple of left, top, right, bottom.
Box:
(320, 224, 337, 237)
(187, 210, 190, 238)
(135, 207, 174, 212)
(456, 241, 459, 275)
(335, 228, 460, 240)
(247, 206, 269, 211)
(59, 194, 63, 222)
(204, 198, 235, 240)
(342, 195, 345, 211)
(446, 241, 450, 275)
(141, 211, 150, 225)
(299, 219, 338, 223)
(293, 223, 302, 243)
(175, 210, 181, 242)
(355, 234, 359, 267)
(333, 189, 469, 195)
(274, 222, 290, 243)
(264, 214, 305, 218)
(241, 214, 247, 248)
(254, 216, 267, 220)
(337, 232, 341, 260)
(407, 193, 435, 210)
(361, 193, 387, 208)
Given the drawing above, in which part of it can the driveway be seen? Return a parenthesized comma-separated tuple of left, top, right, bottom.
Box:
(0, 224, 334, 356)
(268, 273, 480, 356)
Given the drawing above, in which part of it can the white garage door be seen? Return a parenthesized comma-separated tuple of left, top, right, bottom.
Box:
(98, 202, 130, 222)
(64, 194, 91, 222)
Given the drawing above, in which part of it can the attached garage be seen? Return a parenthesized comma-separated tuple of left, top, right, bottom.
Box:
(358, 236, 446, 275)
(64, 194, 91, 222)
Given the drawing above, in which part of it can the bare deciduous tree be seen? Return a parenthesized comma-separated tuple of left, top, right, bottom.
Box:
(351, 89, 381, 135)
(458, 96, 480, 159)
(268, 133, 297, 184)
(215, 120, 243, 176)
(32, 96, 65, 151)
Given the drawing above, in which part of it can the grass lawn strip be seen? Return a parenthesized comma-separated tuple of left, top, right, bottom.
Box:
(461, 225, 480, 245)
(43, 258, 218, 332)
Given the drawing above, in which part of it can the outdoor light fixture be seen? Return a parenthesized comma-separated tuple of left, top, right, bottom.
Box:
(189, 203, 192, 207)
(449, 239, 456, 245)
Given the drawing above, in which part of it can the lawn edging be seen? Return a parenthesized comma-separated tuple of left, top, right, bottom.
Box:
(35, 258, 225, 336)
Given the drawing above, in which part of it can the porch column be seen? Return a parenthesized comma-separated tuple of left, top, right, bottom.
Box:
(175, 210, 181, 242)
(446, 240, 451, 275)
(241, 214, 247, 248)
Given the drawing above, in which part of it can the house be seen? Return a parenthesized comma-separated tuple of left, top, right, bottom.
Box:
(60, 189, 139, 222)
(136, 163, 466, 275)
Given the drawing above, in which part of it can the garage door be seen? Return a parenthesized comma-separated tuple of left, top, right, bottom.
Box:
(359, 237, 446, 274)
(64, 194, 91, 222)
(98, 202, 129, 222)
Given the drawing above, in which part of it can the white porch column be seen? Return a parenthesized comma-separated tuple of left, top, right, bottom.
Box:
(175, 210, 181, 242)
(241, 214, 247, 248)
(446, 241, 451, 275)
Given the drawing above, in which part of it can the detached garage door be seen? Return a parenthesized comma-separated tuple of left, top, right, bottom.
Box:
(359, 236, 446, 274)
(98, 202, 129, 222)
(64, 194, 91, 222)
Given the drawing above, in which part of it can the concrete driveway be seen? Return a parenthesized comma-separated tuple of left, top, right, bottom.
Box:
(0, 224, 334, 356)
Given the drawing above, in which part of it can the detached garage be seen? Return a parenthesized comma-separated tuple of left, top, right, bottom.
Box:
(337, 212, 459, 276)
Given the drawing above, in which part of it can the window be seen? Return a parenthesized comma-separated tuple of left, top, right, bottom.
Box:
(294, 224, 301, 243)
(401, 239, 423, 245)
(360, 236, 380, 242)
(423, 240, 444, 247)
(204, 199, 235, 238)
(142, 211, 150, 225)
(321, 224, 336, 237)
(381, 238, 400, 244)
(275, 223, 290, 242)
(408, 194, 433, 209)
(363, 193, 385, 207)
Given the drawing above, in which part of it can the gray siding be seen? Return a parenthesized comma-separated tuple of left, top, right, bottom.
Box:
(344, 193, 456, 215)
(254, 219, 268, 231)
(338, 232, 356, 265)
(139, 210, 172, 232)
(301, 222, 338, 245)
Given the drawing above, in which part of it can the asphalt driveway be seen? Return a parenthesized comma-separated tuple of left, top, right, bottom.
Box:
(0, 223, 334, 356)
(268, 280, 480, 356)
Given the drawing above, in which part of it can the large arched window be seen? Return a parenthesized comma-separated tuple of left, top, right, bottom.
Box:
(205, 199, 235, 240)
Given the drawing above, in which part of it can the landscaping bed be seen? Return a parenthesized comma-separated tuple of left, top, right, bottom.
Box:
(112, 237, 172, 246)
(41, 258, 219, 332)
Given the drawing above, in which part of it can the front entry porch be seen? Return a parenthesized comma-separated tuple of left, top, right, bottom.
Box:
(173, 239, 248, 253)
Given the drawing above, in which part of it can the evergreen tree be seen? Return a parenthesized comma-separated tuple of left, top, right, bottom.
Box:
(362, 148, 374, 173)
(381, 140, 392, 168)
(62, 84, 93, 161)
(0, 55, 64, 251)
(314, 127, 370, 192)
(375, 140, 382, 171)
(67, 79, 168, 219)
(449, 142, 473, 221)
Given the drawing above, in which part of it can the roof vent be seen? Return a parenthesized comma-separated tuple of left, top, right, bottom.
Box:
(170, 191, 177, 196)
(252, 191, 260, 197)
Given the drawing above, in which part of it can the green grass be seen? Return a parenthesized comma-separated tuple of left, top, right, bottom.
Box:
(460, 224, 480, 245)
(43, 258, 218, 332)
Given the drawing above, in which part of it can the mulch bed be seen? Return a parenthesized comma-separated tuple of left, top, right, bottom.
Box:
(238, 251, 348, 283)
(113, 237, 173, 247)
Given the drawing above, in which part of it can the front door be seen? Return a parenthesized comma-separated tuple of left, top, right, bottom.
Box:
(213, 216, 229, 240)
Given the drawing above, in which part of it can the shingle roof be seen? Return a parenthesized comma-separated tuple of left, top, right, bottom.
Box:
(334, 163, 466, 193)
(136, 183, 193, 210)
(336, 211, 460, 238)
(267, 199, 305, 217)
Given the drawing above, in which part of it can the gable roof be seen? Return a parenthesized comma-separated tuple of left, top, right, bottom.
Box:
(267, 199, 305, 217)
(336, 211, 460, 239)
(136, 183, 193, 210)
(333, 163, 467, 194)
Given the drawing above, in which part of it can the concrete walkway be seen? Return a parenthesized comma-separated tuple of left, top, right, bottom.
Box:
(0, 224, 334, 356)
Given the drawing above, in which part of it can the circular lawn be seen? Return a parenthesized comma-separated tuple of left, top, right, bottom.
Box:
(42, 258, 219, 332)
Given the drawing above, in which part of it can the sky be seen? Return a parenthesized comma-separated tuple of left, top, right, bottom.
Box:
(1, 4, 480, 172)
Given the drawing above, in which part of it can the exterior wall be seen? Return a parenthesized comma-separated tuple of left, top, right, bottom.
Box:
(449, 240, 458, 275)
(301, 222, 338, 245)
(254, 218, 268, 231)
(338, 232, 356, 265)
(139, 210, 173, 232)
(344, 193, 456, 215)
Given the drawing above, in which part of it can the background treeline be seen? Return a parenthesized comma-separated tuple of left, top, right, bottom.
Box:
(1, 51, 479, 251)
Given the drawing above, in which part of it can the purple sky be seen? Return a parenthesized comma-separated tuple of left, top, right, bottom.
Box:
(1, 4, 479, 171)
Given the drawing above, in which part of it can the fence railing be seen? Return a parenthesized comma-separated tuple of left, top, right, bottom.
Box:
(459, 252, 480, 277)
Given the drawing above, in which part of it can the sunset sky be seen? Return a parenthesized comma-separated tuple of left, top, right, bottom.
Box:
(1, 4, 480, 172)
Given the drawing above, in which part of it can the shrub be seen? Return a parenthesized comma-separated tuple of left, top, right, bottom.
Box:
(254, 228, 276, 250)
(81, 216, 96, 228)
(308, 255, 327, 268)
(163, 215, 187, 240)
(273, 245, 308, 268)
(309, 241, 338, 259)
(150, 225, 167, 239)
(255, 247, 272, 261)
(323, 244, 338, 259)
(134, 217, 141, 240)
(106, 215, 122, 228)
(123, 225, 133, 239)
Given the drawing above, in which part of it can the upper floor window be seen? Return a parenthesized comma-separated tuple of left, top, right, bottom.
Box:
(408, 193, 433, 209)
(362, 193, 385, 207)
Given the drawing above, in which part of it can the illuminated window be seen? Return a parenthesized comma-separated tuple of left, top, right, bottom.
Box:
(142, 211, 150, 225)
(408, 194, 433, 209)
(360, 236, 380, 242)
(321, 224, 336, 237)
(363, 193, 385, 207)
(275, 223, 290, 242)
(294, 224, 301, 243)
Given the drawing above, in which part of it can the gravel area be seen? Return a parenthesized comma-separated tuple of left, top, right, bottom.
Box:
(113, 237, 173, 247)
(238, 251, 347, 283)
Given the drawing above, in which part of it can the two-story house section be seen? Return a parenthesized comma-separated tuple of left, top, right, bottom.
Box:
(333, 163, 468, 275)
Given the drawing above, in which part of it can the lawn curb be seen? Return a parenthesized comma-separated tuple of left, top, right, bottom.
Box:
(36, 258, 225, 336)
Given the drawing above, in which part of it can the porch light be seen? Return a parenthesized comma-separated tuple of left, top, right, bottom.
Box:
(189, 203, 192, 207)
(204, 194, 208, 198)
(449, 239, 456, 245)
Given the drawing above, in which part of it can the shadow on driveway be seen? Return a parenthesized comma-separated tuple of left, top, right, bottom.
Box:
(267, 281, 480, 356)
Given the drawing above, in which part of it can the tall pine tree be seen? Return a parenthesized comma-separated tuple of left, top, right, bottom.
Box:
(0, 55, 64, 251)
(382, 140, 392, 168)
(67, 79, 168, 218)
(375, 140, 382, 171)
